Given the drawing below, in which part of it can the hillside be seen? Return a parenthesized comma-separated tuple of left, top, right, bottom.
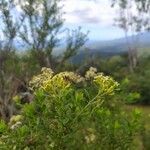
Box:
(87, 32, 150, 52)
(70, 32, 150, 63)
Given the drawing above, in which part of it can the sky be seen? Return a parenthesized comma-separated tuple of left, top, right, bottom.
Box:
(61, 0, 125, 41)
(0, 0, 125, 42)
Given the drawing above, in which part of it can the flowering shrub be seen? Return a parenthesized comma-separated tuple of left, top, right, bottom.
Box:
(0, 68, 141, 149)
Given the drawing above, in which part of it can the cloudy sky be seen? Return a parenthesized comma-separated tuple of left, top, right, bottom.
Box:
(62, 0, 124, 41)
(1, 0, 125, 42)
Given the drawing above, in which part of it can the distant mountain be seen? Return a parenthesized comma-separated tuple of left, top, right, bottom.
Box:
(87, 32, 150, 52)
(71, 32, 150, 63)
(1, 32, 150, 60)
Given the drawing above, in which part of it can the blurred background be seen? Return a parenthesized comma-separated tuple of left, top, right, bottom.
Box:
(0, 0, 150, 149)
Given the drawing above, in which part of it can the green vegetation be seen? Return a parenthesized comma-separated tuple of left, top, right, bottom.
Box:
(0, 68, 142, 149)
(0, 0, 149, 149)
(91, 54, 150, 105)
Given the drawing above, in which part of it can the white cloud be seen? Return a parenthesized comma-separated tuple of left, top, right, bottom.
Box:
(14, 0, 115, 26)
(62, 0, 115, 26)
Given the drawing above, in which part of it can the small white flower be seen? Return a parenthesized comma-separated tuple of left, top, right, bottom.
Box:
(10, 121, 22, 130)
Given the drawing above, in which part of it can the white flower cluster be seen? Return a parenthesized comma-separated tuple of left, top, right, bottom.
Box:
(85, 67, 97, 79)
(9, 115, 23, 130)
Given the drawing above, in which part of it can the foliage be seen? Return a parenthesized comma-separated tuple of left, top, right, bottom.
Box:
(0, 0, 87, 121)
(0, 0, 88, 68)
(111, 0, 150, 32)
(141, 128, 150, 150)
(0, 68, 142, 149)
(0, 1, 149, 149)
(118, 56, 150, 104)
(110, 0, 149, 71)
(88, 54, 150, 105)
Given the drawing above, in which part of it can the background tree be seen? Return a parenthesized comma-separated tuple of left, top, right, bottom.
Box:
(0, 0, 88, 121)
(111, 0, 150, 72)
(0, 0, 21, 121)
(14, 0, 88, 69)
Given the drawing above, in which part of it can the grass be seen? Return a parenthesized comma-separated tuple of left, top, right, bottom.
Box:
(138, 48, 150, 57)
(125, 105, 150, 128)
(124, 105, 150, 150)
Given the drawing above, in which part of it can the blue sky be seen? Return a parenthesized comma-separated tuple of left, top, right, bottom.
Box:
(1, 0, 125, 42)
(62, 0, 125, 41)
(65, 23, 124, 41)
